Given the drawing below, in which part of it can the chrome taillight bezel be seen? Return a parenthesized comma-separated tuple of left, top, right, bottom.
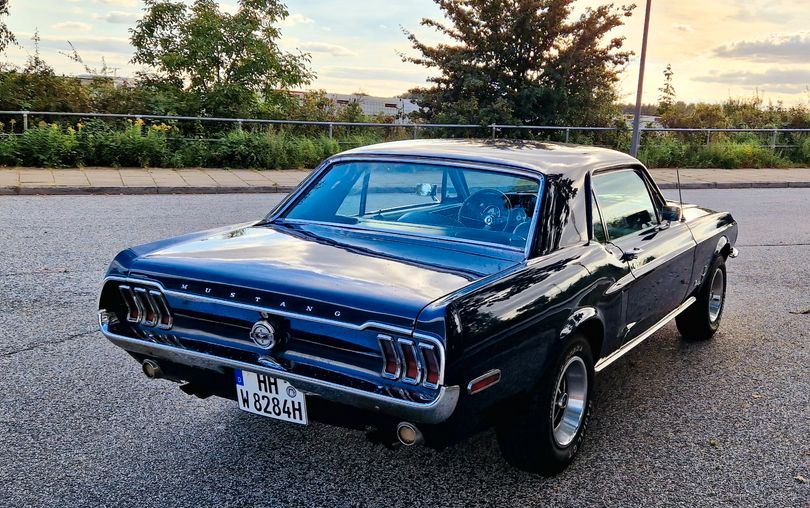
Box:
(117, 283, 173, 330)
(378, 334, 444, 388)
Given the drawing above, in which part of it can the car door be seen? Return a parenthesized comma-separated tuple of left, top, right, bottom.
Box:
(592, 168, 696, 341)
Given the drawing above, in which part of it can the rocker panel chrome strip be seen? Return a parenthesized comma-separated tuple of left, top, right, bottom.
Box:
(594, 296, 697, 372)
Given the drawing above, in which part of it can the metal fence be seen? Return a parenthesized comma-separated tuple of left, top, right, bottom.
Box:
(1, 110, 809, 151)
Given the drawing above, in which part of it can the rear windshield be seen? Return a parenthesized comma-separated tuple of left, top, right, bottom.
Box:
(280, 161, 543, 250)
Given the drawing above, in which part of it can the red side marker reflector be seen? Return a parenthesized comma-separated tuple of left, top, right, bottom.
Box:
(468, 370, 501, 395)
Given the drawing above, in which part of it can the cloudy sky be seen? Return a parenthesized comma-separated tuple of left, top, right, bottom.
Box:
(3, 0, 810, 105)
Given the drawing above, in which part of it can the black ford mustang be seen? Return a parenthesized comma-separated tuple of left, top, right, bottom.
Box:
(98, 140, 738, 474)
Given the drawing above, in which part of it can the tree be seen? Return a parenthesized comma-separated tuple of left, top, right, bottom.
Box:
(403, 0, 635, 126)
(0, 0, 17, 62)
(658, 64, 675, 115)
(130, 0, 314, 117)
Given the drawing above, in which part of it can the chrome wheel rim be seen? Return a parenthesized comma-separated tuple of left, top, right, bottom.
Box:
(552, 356, 588, 447)
(708, 268, 725, 323)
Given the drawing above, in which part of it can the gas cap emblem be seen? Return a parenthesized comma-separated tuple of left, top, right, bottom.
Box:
(249, 320, 277, 350)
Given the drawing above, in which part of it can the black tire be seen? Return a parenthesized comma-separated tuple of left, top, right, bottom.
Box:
(496, 334, 594, 475)
(676, 255, 727, 341)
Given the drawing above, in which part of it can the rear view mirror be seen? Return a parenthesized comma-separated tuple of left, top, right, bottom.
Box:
(661, 205, 682, 222)
(416, 183, 438, 198)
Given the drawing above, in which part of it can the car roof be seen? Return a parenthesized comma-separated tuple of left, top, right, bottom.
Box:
(338, 139, 642, 176)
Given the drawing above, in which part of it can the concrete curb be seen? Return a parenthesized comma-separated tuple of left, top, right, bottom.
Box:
(1, 181, 809, 195)
(657, 181, 810, 190)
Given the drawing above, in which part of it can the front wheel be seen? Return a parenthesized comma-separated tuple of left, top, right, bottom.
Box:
(676, 256, 727, 341)
(496, 335, 593, 475)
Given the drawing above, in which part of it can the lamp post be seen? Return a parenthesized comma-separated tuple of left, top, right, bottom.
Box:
(630, 0, 652, 157)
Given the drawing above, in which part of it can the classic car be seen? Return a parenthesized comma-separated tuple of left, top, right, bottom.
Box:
(98, 139, 738, 475)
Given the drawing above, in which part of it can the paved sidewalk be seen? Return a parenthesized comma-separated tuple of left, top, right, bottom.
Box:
(1, 167, 809, 195)
(0, 167, 311, 195)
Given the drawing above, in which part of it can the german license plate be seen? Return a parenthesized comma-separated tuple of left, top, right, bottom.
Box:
(235, 370, 308, 425)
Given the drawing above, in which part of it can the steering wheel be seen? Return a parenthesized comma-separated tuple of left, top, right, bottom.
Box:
(458, 189, 513, 232)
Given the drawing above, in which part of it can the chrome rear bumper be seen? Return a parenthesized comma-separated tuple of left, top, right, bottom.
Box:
(99, 317, 459, 425)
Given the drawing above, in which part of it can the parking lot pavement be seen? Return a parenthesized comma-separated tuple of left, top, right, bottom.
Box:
(1, 190, 808, 507)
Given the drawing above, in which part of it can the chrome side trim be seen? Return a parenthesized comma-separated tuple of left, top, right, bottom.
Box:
(99, 316, 459, 424)
(594, 296, 697, 372)
(606, 272, 635, 295)
(626, 241, 696, 280)
(104, 276, 447, 385)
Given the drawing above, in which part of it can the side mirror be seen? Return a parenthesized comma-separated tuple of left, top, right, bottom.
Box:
(661, 205, 682, 222)
(416, 183, 438, 198)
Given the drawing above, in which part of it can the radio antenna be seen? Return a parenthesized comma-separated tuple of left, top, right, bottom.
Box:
(676, 167, 685, 221)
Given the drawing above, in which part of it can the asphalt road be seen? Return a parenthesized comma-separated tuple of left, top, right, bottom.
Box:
(1, 189, 808, 507)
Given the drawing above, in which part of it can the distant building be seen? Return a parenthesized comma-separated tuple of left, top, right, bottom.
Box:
(76, 74, 132, 87)
(329, 93, 419, 123)
(287, 91, 419, 124)
(623, 114, 662, 128)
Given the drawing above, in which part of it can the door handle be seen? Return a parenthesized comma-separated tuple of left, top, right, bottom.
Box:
(622, 247, 644, 261)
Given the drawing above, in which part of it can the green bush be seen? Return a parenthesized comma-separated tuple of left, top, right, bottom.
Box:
(638, 135, 691, 168)
(694, 142, 789, 169)
(15, 123, 80, 167)
(103, 121, 172, 167)
(0, 134, 18, 165)
(799, 137, 810, 164)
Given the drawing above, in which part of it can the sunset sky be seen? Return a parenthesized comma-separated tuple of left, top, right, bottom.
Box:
(3, 0, 810, 105)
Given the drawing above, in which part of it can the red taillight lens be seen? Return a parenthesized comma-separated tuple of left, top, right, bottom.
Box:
(378, 336, 400, 379)
(400, 341, 420, 383)
(420, 345, 440, 387)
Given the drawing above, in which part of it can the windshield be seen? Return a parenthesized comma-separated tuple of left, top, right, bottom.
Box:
(280, 161, 543, 250)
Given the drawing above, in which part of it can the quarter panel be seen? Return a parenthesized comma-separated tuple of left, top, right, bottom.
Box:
(424, 244, 628, 417)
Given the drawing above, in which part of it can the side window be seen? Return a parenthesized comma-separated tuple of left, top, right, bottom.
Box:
(591, 191, 607, 243)
(592, 170, 658, 240)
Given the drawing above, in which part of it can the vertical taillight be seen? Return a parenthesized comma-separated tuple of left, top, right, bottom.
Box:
(399, 340, 421, 384)
(378, 335, 400, 379)
(134, 287, 158, 326)
(420, 345, 440, 388)
(118, 285, 142, 323)
(150, 290, 173, 329)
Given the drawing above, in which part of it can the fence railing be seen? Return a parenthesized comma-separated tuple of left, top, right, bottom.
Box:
(1, 110, 809, 150)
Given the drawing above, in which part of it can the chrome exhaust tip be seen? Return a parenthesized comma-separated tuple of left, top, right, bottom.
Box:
(142, 359, 163, 379)
(396, 422, 424, 446)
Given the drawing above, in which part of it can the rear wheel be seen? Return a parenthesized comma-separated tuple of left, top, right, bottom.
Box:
(676, 256, 727, 341)
(496, 335, 593, 475)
